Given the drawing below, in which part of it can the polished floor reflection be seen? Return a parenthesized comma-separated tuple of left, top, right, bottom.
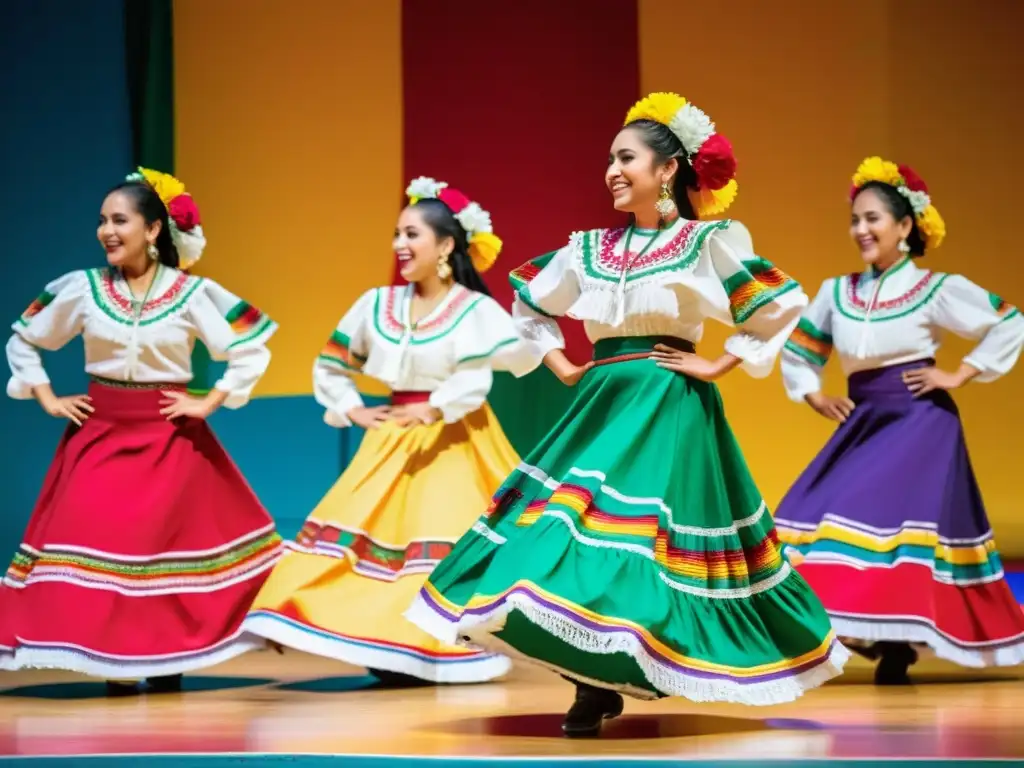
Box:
(0, 651, 1022, 760)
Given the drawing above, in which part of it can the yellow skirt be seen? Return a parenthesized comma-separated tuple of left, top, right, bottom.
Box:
(244, 402, 518, 682)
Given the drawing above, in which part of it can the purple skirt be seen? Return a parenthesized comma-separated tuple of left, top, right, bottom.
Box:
(774, 359, 1024, 667)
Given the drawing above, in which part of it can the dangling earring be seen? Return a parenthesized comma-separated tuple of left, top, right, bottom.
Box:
(437, 253, 452, 280)
(147, 242, 159, 260)
(897, 239, 910, 254)
(655, 182, 676, 218)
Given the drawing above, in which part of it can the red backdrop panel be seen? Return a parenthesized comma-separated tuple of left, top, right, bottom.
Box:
(399, 0, 640, 361)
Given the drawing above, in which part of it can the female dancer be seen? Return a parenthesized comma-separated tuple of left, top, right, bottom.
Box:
(406, 93, 847, 737)
(775, 157, 1024, 684)
(244, 178, 530, 686)
(1, 168, 282, 694)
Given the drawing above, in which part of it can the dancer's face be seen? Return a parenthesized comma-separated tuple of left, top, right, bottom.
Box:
(97, 191, 160, 269)
(850, 188, 912, 269)
(393, 206, 453, 284)
(606, 127, 676, 216)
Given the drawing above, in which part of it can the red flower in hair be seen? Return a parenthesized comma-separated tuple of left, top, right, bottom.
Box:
(897, 164, 929, 193)
(692, 134, 737, 191)
(438, 188, 471, 214)
(168, 194, 201, 231)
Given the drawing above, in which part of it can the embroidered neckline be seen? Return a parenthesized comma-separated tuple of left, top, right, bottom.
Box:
(579, 219, 728, 285)
(834, 270, 947, 322)
(373, 284, 481, 344)
(87, 267, 203, 326)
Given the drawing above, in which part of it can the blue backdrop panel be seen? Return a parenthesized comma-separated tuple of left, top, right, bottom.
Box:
(0, 0, 132, 558)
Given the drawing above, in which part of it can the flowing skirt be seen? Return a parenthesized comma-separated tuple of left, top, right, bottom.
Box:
(406, 336, 848, 704)
(774, 359, 1024, 667)
(0, 380, 283, 678)
(243, 394, 518, 683)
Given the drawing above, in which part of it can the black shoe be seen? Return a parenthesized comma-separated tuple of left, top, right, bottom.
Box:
(368, 668, 432, 688)
(874, 642, 917, 686)
(145, 674, 183, 694)
(562, 681, 624, 738)
(105, 680, 141, 697)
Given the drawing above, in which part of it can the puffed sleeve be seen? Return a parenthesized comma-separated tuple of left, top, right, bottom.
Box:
(428, 294, 533, 423)
(931, 275, 1024, 383)
(781, 279, 836, 402)
(508, 237, 582, 372)
(313, 288, 375, 428)
(709, 222, 809, 378)
(187, 279, 278, 409)
(6, 271, 88, 399)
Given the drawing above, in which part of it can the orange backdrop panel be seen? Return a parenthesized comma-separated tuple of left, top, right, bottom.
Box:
(639, 0, 1024, 552)
(173, 0, 402, 397)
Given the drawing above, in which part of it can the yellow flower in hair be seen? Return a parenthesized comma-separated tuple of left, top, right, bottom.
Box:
(917, 204, 946, 250)
(139, 167, 186, 206)
(469, 232, 502, 274)
(624, 92, 688, 128)
(692, 178, 739, 218)
(852, 157, 902, 189)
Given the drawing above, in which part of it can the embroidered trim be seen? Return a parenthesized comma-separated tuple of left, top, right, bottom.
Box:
(578, 220, 728, 286)
(833, 271, 948, 322)
(509, 251, 558, 317)
(784, 317, 833, 367)
(318, 330, 366, 371)
(721, 257, 801, 325)
(989, 292, 1021, 322)
(291, 519, 454, 582)
(4, 527, 283, 596)
(373, 286, 482, 344)
(86, 268, 203, 327)
(224, 301, 274, 348)
(17, 291, 57, 327)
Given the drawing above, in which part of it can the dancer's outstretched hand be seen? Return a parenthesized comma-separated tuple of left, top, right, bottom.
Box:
(805, 391, 855, 423)
(347, 405, 392, 430)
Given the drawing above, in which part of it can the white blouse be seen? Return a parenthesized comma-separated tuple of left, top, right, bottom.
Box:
(6, 266, 277, 408)
(510, 217, 808, 378)
(781, 257, 1024, 401)
(313, 283, 533, 427)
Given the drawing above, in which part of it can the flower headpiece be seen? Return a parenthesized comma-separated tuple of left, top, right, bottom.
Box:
(126, 167, 206, 269)
(624, 92, 738, 218)
(850, 157, 945, 251)
(405, 177, 502, 273)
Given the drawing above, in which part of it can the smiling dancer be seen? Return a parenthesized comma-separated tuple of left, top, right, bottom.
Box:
(245, 177, 531, 686)
(406, 92, 847, 738)
(0, 168, 282, 694)
(775, 157, 1024, 684)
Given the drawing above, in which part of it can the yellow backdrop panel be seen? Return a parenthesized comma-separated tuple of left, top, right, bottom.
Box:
(639, 0, 1024, 553)
(173, 0, 402, 397)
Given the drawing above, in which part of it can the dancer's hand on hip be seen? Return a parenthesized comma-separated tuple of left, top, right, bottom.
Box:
(347, 405, 392, 430)
(40, 393, 94, 426)
(902, 366, 968, 397)
(651, 345, 738, 382)
(805, 391, 855, 423)
(543, 350, 593, 387)
(391, 402, 441, 427)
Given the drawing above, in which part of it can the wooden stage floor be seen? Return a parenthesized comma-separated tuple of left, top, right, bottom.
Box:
(0, 650, 1022, 765)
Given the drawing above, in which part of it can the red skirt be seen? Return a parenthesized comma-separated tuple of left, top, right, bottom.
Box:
(0, 380, 283, 678)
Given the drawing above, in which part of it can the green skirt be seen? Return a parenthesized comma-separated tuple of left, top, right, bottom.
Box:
(405, 336, 848, 703)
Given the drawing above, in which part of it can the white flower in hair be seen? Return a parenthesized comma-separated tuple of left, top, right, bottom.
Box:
(173, 224, 207, 270)
(455, 202, 493, 235)
(899, 188, 931, 216)
(668, 103, 715, 155)
(406, 176, 447, 200)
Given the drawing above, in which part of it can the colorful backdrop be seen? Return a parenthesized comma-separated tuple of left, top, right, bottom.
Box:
(3, 0, 1023, 557)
